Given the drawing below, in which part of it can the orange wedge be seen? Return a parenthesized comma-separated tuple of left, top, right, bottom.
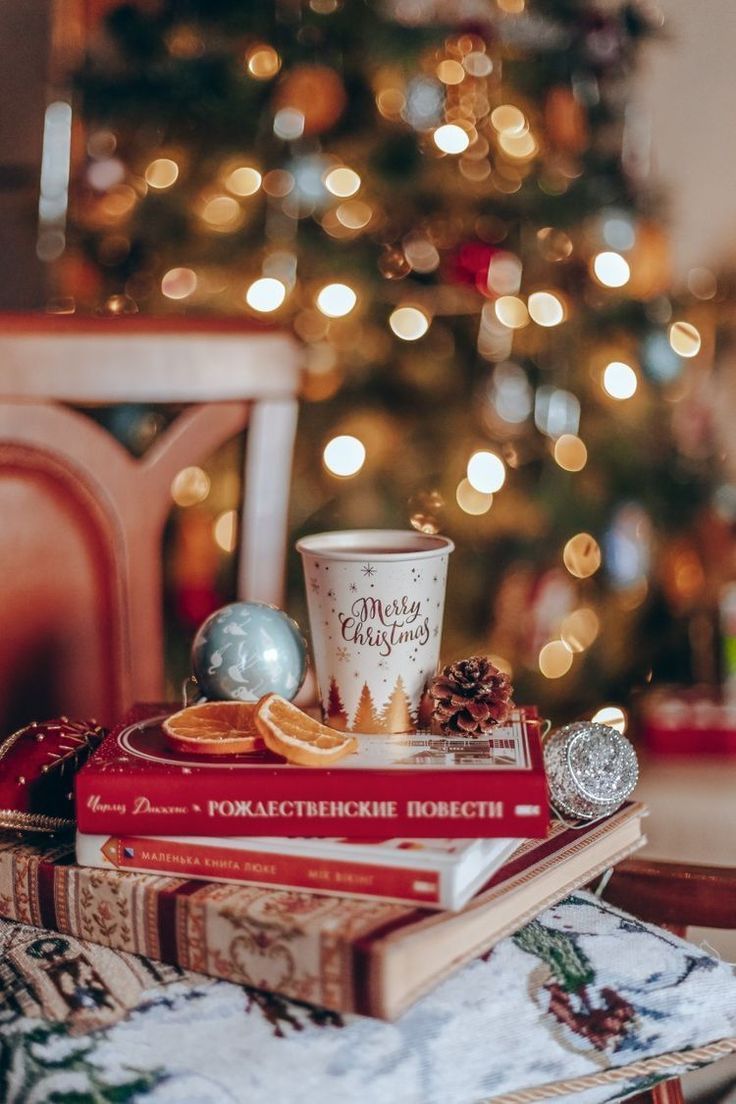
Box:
(255, 694, 358, 766)
(163, 701, 264, 756)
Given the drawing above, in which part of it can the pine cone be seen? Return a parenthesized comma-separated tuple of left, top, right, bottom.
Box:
(428, 656, 513, 737)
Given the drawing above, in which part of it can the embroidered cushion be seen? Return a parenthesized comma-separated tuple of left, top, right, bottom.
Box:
(0, 889, 735, 1102)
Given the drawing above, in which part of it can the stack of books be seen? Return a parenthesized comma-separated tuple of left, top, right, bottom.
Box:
(8, 704, 647, 1020)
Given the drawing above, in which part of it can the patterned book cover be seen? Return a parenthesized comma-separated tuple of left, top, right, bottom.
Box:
(76, 704, 548, 838)
(0, 802, 646, 1020)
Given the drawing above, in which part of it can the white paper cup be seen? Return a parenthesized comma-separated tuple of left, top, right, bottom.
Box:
(296, 530, 454, 733)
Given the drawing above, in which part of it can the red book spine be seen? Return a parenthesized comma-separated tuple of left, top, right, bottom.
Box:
(95, 836, 442, 904)
(76, 769, 548, 838)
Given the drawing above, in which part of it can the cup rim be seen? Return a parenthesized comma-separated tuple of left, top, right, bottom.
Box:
(296, 528, 454, 561)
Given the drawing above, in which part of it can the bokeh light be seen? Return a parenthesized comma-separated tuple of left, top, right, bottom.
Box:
(324, 167, 361, 197)
(323, 434, 366, 477)
(467, 450, 506, 493)
(456, 478, 493, 515)
(591, 705, 627, 733)
(553, 434, 587, 471)
(495, 295, 529, 329)
(560, 608, 600, 652)
(245, 277, 286, 312)
(225, 166, 262, 196)
(389, 306, 430, 340)
(528, 291, 565, 327)
(171, 466, 210, 507)
(669, 321, 702, 358)
(563, 532, 602, 578)
(437, 60, 465, 84)
(213, 509, 238, 553)
(491, 105, 526, 135)
(433, 124, 470, 154)
(145, 158, 179, 189)
(592, 251, 630, 288)
(161, 267, 197, 300)
(316, 282, 357, 318)
(201, 194, 241, 229)
(539, 640, 573, 679)
(273, 108, 305, 140)
(603, 360, 638, 400)
(246, 45, 281, 79)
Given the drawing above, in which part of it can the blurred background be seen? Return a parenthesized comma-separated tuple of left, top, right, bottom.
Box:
(1, 0, 735, 732)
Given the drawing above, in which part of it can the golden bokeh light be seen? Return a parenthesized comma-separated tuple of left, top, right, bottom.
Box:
(437, 60, 465, 85)
(491, 104, 526, 135)
(554, 434, 588, 471)
(560, 607, 600, 652)
(591, 705, 627, 733)
(161, 267, 197, 300)
(262, 169, 294, 197)
(498, 0, 525, 11)
(494, 295, 529, 329)
(245, 277, 287, 312)
(433, 124, 471, 154)
(316, 282, 357, 318)
(528, 291, 565, 327)
(171, 466, 210, 507)
(201, 194, 242, 229)
(323, 434, 366, 477)
(246, 45, 281, 79)
(335, 200, 372, 229)
(389, 306, 430, 341)
(498, 131, 537, 160)
(563, 532, 602, 579)
(225, 166, 262, 196)
(213, 509, 238, 553)
(592, 251, 630, 288)
(538, 640, 573, 679)
(463, 52, 493, 77)
(145, 158, 179, 190)
(603, 360, 638, 400)
(669, 320, 702, 358)
(456, 478, 493, 515)
(467, 450, 506, 493)
(324, 167, 361, 197)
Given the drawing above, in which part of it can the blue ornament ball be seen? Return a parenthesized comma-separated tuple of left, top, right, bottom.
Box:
(191, 602, 308, 703)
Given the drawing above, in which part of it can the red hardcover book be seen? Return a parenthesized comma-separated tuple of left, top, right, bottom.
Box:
(76, 704, 548, 838)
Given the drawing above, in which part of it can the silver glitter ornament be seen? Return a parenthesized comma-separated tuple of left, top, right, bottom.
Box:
(544, 721, 638, 821)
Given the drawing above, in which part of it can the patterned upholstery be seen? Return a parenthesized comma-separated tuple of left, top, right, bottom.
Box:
(1, 890, 735, 1103)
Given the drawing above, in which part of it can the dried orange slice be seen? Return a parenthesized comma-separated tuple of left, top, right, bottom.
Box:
(255, 694, 357, 766)
(163, 701, 264, 756)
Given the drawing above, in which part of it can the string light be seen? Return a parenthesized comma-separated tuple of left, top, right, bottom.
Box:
(323, 435, 366, 477)
(554, 434, 587, 471)
(245, 277, 286, 312)
(591, 705, 626, 733)
(433, 124, 470, 154)
(456, 478, 493, 515)
(161, 267, 197, 300)
(225, 166, 261, 196)
(316, 283, 357, 318)
(324, 167, 361, 197)
(560, 608, 600, 652)
(213, 509, 238, 553)
(389, 306, 430, 340)
(467, 450, 506, 493)
(563, 533, 601, 578)
(171, 466, 210, 507)
(603, 361, 638, 400)
(145, 158, 179, 189)
(495, 295, 529, 329)
(592, 251, 630, 288)
(528, 291, 565, 327)
(246, 45, 281, 79)
(669, 321, 701, 358)
(538, 640, 573, 678)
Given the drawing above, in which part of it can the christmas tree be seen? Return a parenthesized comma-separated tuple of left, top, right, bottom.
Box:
(381, 674, 414, 733)
(67, 0, 713, 717)
(326, 675, 349, 730)
(352, 681, 382, 733)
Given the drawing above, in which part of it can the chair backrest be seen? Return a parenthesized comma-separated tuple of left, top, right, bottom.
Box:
(0, 314, 301, 729)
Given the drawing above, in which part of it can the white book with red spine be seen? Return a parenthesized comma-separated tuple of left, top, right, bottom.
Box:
(75, 831, 522, 911)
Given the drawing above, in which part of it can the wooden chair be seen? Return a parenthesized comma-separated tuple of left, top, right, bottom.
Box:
(0, 314, 301, 729)
(605, 858, 736, 1103)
